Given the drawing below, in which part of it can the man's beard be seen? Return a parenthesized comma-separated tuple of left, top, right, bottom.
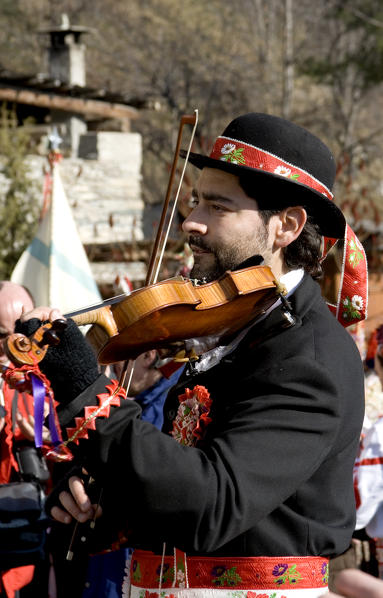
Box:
(189, 225, 270, 283)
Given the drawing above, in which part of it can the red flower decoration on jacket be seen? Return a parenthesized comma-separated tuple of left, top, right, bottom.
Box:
(170, 385, 212, 446)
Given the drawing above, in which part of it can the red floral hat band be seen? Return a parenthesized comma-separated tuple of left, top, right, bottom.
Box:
(210, 136, 334, 202)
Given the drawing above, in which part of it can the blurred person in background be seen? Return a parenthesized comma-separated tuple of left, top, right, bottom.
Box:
(353, 324, 383, 580)
(324, 568, 383, 597)
(0, 281, 50, 598)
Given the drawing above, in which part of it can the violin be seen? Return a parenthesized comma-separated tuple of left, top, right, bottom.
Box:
(5, 264, 281, 367)
(77, 264, 280, 362)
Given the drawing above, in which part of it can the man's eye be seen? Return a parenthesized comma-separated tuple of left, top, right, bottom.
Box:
(211, 204, 225, 212)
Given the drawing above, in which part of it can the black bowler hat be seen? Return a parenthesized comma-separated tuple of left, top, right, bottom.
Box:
(181, 112, 345, 239)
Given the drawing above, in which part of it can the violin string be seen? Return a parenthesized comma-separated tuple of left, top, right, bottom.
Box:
(152, 109, 198, 284)
(64, 293, 128, 319)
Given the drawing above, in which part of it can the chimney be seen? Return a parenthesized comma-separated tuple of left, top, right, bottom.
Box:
(44, 14, 89, 86)
(39, 15, 91, 155)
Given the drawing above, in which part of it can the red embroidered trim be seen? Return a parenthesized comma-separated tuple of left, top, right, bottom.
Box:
(131, 550, 329, 590)
(65, 379, 127, 445)
(210, 136, 333, 200)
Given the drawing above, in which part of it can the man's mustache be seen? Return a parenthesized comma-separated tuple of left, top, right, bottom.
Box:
(188, 235, 214, 253)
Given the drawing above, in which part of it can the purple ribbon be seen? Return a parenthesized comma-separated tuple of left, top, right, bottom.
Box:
(31, 373, 61, 447)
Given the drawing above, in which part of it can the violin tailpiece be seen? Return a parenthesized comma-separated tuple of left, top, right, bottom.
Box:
(174, 348, 199, 363)
(274, 280, 287, 296)
(279, 294, 297, 328)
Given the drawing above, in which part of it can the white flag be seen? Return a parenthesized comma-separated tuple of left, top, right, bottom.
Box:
(11, 161, 101, 313)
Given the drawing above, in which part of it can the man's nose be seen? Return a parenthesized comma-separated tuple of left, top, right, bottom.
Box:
(182, 211, 208, 235)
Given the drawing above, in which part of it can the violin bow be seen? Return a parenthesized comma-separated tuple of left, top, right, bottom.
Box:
(146, 109, 198, 286)
(118, 110, 198, 390)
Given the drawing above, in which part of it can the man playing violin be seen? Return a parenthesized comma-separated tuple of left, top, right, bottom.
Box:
(15, 113, 366, 597)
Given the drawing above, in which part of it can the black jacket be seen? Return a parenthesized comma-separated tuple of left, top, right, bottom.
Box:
(57, 274, 364, 558)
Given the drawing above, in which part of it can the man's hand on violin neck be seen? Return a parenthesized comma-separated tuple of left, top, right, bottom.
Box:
(51, 475, 102, 524)
(19, 306, 65, 324)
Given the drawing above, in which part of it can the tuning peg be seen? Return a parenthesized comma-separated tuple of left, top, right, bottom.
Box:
(41, 329, 60, 346)
(41, 320, 67, 346)
(51, 318, 68, 332)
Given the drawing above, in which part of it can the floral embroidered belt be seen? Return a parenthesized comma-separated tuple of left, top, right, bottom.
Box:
(130, 549, 329, 592)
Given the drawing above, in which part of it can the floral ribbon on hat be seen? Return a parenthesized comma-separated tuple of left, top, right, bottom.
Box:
(212, 136, 333, 199)
(211, 136, 368, 328)
(323, 225, 368, 327)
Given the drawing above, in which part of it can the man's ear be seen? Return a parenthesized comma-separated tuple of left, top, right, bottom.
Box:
(273, 206, 307, 249)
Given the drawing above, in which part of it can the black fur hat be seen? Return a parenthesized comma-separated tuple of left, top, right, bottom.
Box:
(181, 113, 345, 239)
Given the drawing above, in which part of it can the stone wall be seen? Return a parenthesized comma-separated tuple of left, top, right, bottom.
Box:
(26, 130, 146, 286)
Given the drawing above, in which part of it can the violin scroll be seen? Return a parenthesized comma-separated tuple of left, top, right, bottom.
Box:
(5, 318, 68, 366)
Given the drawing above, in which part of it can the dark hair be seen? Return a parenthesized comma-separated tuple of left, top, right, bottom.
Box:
(239, 175, 323, 279)
(261, 210, 322, 279)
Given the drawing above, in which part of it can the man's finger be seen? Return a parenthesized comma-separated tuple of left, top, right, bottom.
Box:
(58, 490, 94, 522)
(20, 306, 64, 323)
(332, 569, 383, 597)
(50, 505, 73, 524)
(68, 476, 92, 512)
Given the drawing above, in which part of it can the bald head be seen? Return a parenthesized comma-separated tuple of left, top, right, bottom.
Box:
(0, 282, 34, 363)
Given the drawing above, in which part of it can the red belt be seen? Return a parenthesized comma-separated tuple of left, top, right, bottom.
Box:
(130, 549, 329, 590)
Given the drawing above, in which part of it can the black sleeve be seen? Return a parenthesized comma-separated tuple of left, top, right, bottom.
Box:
(59, 355, 341, 554)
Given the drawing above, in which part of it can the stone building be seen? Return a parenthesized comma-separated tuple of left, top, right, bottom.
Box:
(0, 16, 148, 293)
